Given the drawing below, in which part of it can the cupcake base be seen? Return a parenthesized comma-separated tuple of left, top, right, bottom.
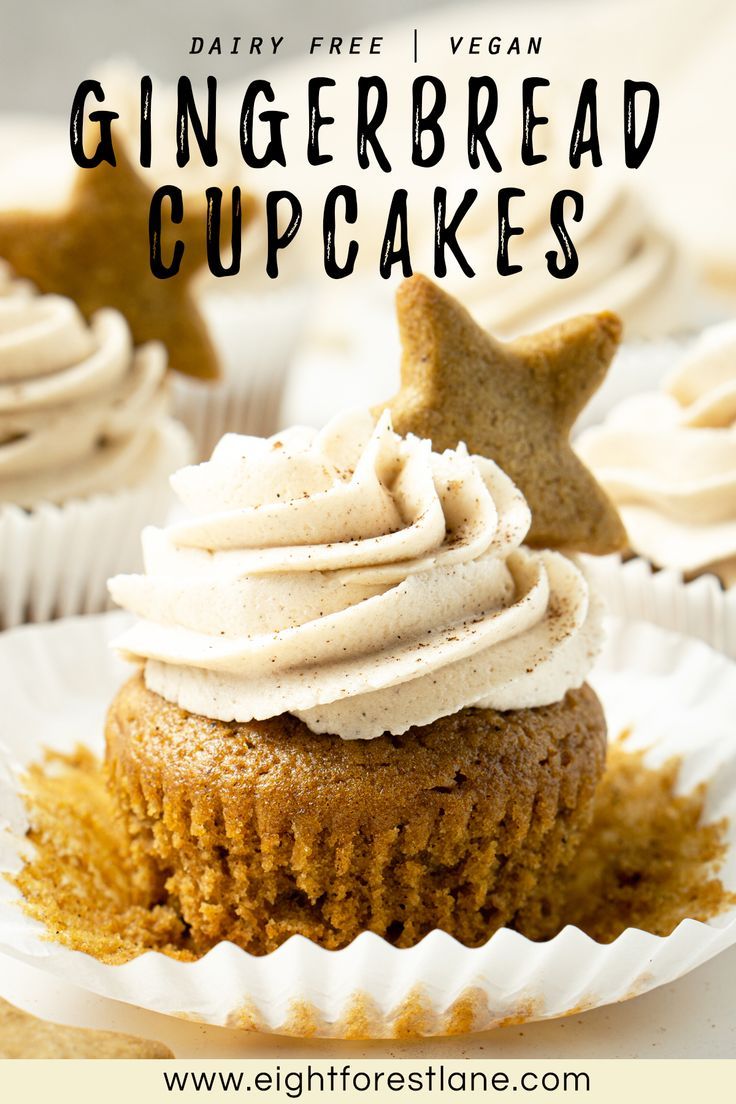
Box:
(0, 420, 190, 630)
(105, 674, 607, 955)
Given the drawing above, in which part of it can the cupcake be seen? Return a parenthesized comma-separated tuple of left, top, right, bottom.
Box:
(577, 320, 736, 587)
(0, 265, 190, 628)
(105, 276, 624, 955)
(0, 104, 310, 462)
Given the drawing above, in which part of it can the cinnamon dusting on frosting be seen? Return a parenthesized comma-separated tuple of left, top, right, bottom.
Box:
(109, 408, 602, 738)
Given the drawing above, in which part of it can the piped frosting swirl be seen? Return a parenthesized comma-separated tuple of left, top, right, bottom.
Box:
(110, 409, 602, 739)
(0, 269, 172, 507)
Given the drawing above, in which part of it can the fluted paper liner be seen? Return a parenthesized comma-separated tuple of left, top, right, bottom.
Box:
(1, 612, 735, 1038)
(0, 422, 191, 630)
(584, 554, 736, 660)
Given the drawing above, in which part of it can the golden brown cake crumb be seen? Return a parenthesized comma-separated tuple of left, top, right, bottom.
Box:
(10, 706, 732, 963)
(14, 675, 607, 960)
(14, 747, 189, 962)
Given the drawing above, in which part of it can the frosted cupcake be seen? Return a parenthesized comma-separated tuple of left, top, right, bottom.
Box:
(103, 268, 627, 955)
(577, 320, 736, 655)
(578, 321, 736, 585)
(107, 408, 606, 953)
(0, 267, 190, 627)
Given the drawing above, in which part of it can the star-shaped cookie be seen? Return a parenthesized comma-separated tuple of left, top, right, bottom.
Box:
(0, 144, 240, 380)
(375, 274, 627, 553)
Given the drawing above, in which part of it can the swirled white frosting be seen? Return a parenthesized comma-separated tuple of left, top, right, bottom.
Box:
(110, 409, 602, 739)
(577, 320, 736, 586)
(0, 271, 174, 507)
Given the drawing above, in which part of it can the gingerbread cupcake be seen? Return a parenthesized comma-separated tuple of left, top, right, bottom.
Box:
(575, 320, 736, 658)
(0, 265, 189, 627)
(106, 276, 624, 954)
(577, 320, 736, 587)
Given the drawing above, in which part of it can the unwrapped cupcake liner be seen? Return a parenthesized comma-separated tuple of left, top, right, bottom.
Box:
(0, 612, 735, 1038)
(0, 421, 190, 630)
(583, 554, 736, 660)
(172, 282, 311, 462)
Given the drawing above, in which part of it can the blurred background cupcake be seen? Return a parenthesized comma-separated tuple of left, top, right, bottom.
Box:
(0, 73, 312, 463)
(576, 321, 736, 656)
(0, 263, 190, 627)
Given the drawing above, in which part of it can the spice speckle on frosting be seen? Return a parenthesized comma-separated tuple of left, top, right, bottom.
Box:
(109, 408, 602, 740)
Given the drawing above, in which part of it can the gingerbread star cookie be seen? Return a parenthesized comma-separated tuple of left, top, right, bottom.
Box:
(0, 997, 173, 1059)
(375, 274, 627, 553)
(0, 144, 244, 380)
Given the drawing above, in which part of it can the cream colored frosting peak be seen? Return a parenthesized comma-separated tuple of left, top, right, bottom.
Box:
(110, 409, 602, 738)
(0, 270, 174, 507)
(577, 320, 736, 583)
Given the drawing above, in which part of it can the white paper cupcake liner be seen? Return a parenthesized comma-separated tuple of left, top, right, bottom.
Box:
(583, 554, 736, 661)
(1, 612, 735, 1038)
(0, 421, 190, 630)
(172, 282, 311, 462)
